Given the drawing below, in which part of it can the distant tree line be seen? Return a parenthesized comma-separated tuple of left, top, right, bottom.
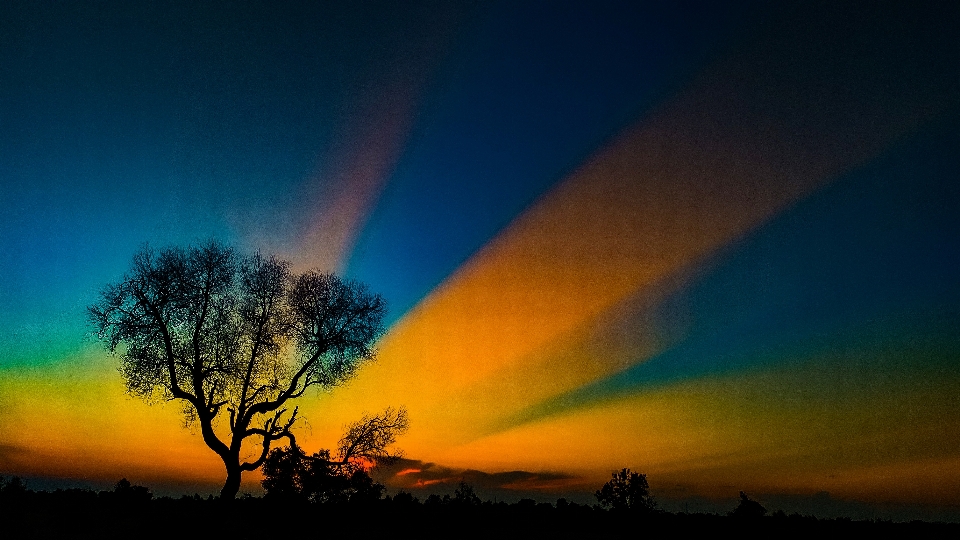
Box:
(3, 472, 958, 538)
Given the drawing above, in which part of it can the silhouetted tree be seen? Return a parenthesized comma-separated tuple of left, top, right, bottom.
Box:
(262, 447, 387, 504)
(453, 481, 482, 506)
(424, 493, 444, 506)
(0, 476, 27, 499)
(391, 491, 419, 506)
(336, 407, 408, 467)
(731, 491, 767, 518)
(344, 469, 387, 503)
(261, 407, 406, 503)
(595, 468, 657, 512)
(109, 478, 152, 502)
(260, 446, 311, 500)
(89, 241, 393, 499)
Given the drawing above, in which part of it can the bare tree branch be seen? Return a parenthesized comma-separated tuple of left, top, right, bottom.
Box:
(337, 407, 409, 466)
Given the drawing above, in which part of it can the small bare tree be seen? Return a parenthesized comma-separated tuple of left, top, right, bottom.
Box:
(89, 241, 402, 499)
(336, 406, 409, 470)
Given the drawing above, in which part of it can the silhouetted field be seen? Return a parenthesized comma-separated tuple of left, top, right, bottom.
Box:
(2, 480, 958, 539)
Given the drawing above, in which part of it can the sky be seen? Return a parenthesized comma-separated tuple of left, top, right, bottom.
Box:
(1, 0, 959, 519)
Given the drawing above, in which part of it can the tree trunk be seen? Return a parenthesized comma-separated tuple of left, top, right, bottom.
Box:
(221, 465, 242, 500)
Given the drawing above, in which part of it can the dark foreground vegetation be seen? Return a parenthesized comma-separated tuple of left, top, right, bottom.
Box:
(2, 475, 958, 539)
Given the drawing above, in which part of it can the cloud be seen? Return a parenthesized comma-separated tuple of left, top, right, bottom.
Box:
(372, 458, 590, 502)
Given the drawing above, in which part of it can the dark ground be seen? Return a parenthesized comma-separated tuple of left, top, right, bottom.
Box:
(2, 484, 959, 539)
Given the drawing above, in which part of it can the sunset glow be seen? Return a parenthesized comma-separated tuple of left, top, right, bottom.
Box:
(1, 1, 958, 519)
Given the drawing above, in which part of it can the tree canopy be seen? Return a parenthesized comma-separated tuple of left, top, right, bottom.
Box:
(89, 241, 397, 499)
